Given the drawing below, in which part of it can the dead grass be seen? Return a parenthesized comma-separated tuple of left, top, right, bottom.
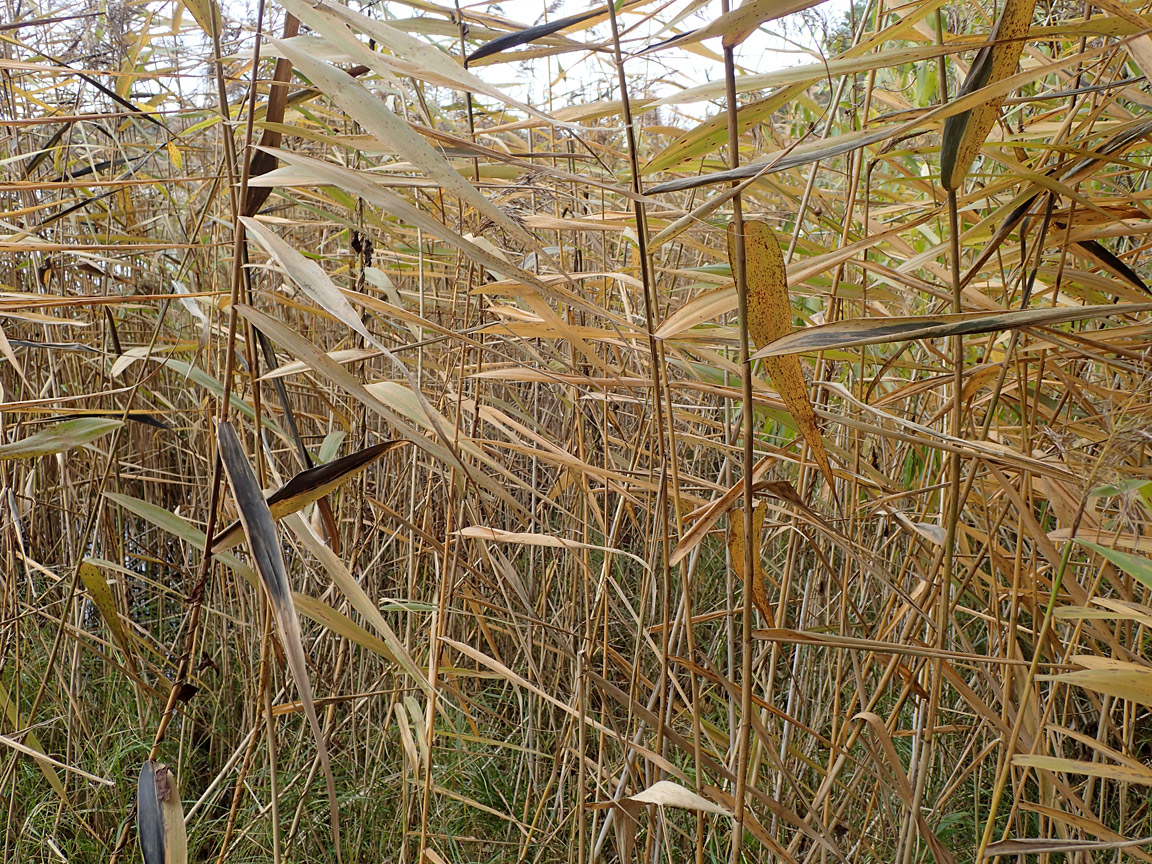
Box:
(2, 0, 1152, 861)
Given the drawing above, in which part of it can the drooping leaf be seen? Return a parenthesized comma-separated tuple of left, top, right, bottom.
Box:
(1070, 239, 1150, 295)
(79, 560, 133, 658)
(459, 525, 649, 571)
(728, 501, 770, 620)
(293, 592, 397, 662)
(625, 779, 731, 815)
(215, 420, 342, 861)
(241, 215, 378, 345)
(643, 0, 827, 52)
(147, 357, 288, 441)
(287, 0, 555, 121)
(233, 302, 528, 517)
(247, 148, 615, 369)
(0, 417, 121, 460)
(210, 439, 408, 552)
(269, 36, 548, 260)
(612, 779, 732, 862)
(939, 0, 1039, 190)
(284, 513, 434, 696)
(668, 456, 775, 566)
(731, 220, 836, 490)
(104, 492, 254, 584)
(0, 681, 68, 802)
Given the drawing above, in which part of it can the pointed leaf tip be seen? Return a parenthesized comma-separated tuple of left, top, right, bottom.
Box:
(940, 0, 1038, 190)
(211, 439, 408, 553)
(215, 420, 343, 861)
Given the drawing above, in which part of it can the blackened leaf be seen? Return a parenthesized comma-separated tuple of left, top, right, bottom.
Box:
(211, 439, 407, 552)
(137, 761, 165, 864)
(1072, 240, 1151, 295)
(467, 6, 604, 64)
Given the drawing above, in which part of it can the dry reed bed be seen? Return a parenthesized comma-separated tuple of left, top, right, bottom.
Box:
(1, 0, 1152, 861)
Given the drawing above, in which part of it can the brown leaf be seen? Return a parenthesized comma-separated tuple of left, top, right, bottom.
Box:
(241, 14, 299, 217)
(728, 501, 771, 621)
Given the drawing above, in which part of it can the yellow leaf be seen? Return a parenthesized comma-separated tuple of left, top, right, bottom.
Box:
(79, 561, 133, 657)
(0, 681, 68, 802)
(1042, 657, 1152, 705)
(1014, 753, 1152, 785)
(940, 0, 1039, 190)
(179, 0, 218, 37)
(730, 220, 836, 491)
(210, 437, 407, 552)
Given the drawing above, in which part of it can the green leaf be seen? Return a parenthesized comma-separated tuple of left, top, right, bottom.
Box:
(1076, 539, 1152, 591)
(0, 418, 121, 459)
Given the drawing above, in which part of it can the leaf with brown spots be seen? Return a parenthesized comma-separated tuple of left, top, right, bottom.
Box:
(730, 220, 836, 492)
(939, 0, 1039, 190)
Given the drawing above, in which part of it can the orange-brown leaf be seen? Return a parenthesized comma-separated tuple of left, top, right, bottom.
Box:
(728, 502, 770, 621)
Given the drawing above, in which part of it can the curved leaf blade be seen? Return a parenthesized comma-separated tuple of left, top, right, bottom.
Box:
(216, 420, 342, 862)
(940, 0, 1039, 190)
